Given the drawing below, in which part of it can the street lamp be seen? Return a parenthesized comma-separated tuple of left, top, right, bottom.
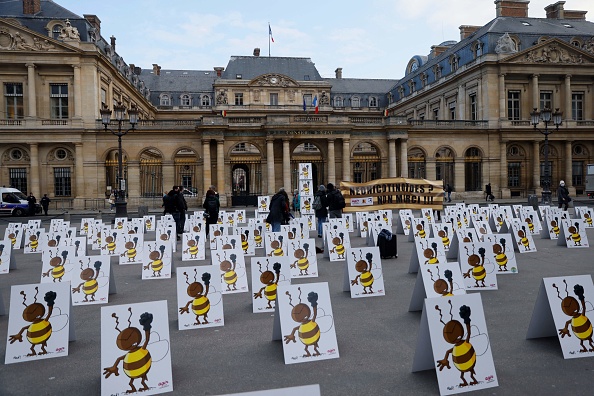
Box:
(530, 107, 562, 205)
(100, 102, 138, 216)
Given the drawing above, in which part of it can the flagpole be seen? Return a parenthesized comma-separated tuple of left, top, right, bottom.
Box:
(268, 23, 271, 57)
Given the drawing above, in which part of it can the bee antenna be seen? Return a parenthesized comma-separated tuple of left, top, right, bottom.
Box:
(298, 287, 302, 303)
(127, 307, 133, 327)
(257, 261, 263, 273)
(552, 283, 563, 300)
(427, 269, 435, 282)
(286, 291, 294, 307)
(183, 272, 190, 285)
(33, 286, 39, 303)
(464, 246, 469, 256)
(563, 279, 569, 297)
(112, 313, 121, 332)
(20, 290, 27, 307)
(448, 299, 453, 320)
(435, 305, 446, 325)
(352, 252, 357, 261)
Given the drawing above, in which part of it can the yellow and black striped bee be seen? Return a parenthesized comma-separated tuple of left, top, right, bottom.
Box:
(435, 301, 479, 387)
(183, 235, 201, 259)
(254, 261, 281, 309)
(42, 250, 70, 282)
(291, 242, 310, 276)
(303, 198, 311, 213)
(438, 228, 451, 251)
(302, 183, 310, 195)
(179, 270, 212, 324)
(103, 232, 118, 255)
(553, 280, 594, 353)
(517, 226, 531, 250)
(144, 244, 166, 277)
(283, 287, 321, 357)
(462, 245, 487, 288)
(415, 221, 427, 238)
(120, 236, 139, 262)
(550, 217, 560, 237)
(260, 199, 268, 212)
(302, 166, 309, 179)
(427, 268, 455, 297)
(288, 227, 298, 240)
(218, 252, 238, 291)
(350, 251, 375, 294)
(493, 238, 509, 272)
(525, 216, 535, 234)
(25, 231, 41, 252)
(8, 287, 57, 356)
(227, 215, 234, 227)
(254, 226, 263, 248)
(8, 231, 18, 247)
(72, 259, 102, 302)
(240, 230, 250, 254)
(566, 222, 582, 246)
(145, 218, 152, 231)
(584, 212, 593, 227)
(103, 308, 154, 393)
(329, 232, 345, 259)
(268, 234, 284, 257)
(422, 240, 440, 265)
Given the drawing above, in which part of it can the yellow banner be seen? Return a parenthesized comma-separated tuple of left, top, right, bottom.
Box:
(340, 178, 445, 212)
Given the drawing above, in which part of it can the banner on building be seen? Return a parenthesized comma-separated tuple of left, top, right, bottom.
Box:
(340, 178, 444, 212)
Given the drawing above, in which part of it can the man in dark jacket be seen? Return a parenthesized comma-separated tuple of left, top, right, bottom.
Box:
(175, 186, 188, 238)
(326, 183, 343, 219)
(314, 185, 329, 238)
(267, 188, 289, 232)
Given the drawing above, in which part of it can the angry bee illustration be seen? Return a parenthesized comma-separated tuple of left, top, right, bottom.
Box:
(268, 234, 284, 257)
(218, 252, 238, 291)
(428, 268, 456, 297)
(144, 244, 166, 277)
(254, 261, 282, 309)
(42, 250, 70, 282)
(183, 235, 201, 259)
(566, 222, 582, 246)
(463, 246, 487, 288)
(350, 251, 375, 294)
(179, 270, 213, 325)
(553, 280, 594, 353)
(72, 259, 105, 302)
(329, 232, 345, 259)
(422, 240, 440, 265)
(291, 242, 310, 276)
(492, 238, 509, 272)
(283, 288, 321, 357)
(120, 236, 139, 262)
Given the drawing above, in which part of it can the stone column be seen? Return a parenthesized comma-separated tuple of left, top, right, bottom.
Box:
(217, 140, 225, 196)
(26, 63, 36, 118)
(565, 75, 572, 119)
(127, 161, 141, 199)
(532, 74, 539, 111)
(328, 139, 336, 185)
(439, 96, 445, 120)
(400, 139, 408, 177)
(565, 141, 573, 186)
(342, 138, 351, 182)
(202, 139, 211, 191)
(477, 77, 483, 120)
(388, 138, 397, 177)
(75, 143, 84, 197)
(283, 138, 291, 190)
(457, 84, 466, 120)
(267, 138, 275, 194)
(30, 143, 40, 195)
(498, 74, 505, 119)
(533, 140, 540, 190)
(500, 140, 509, 198)
(72, 65, 82, 118)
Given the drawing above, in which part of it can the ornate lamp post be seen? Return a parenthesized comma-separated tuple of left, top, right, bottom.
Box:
(100, 102, 138, 216)
(530, 107, 562, 205)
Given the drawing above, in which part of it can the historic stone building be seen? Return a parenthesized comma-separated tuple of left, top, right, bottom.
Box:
(1, 0, 594, 208)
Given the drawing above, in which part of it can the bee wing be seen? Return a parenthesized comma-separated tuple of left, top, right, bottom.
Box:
(49, 310, 69, 333)
(371, 264, 383, 280)
(147, 337, 170, 363)
(316, 308, 335, 334)
(97, 275, 110, 288)
(585, 301, 594, 313)
(470, 330, 490, 357)
(208, 290, 222, 306)
(235, 266, 246, 279)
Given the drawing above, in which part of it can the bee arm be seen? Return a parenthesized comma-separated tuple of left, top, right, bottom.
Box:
(9, 327, 28, 343)
(143, 264, 150, 270)
(351, 275, 360, 286)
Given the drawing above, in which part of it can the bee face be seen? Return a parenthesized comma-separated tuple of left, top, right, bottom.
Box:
(187, 240, 196, 247)
(443, 320, 464, 344)
(22, 303, 45, 322)
(48, 240, 57, 247)
(291, 303, 311, 323)
(9, 233, 15, 239)
(260, 270, 275, 285)
(332, 237, 341, 245)
(518, 230, 525, 238)
(80, 268, 94, 280)
(105, 236, 114, 243)
(438, 230, 446, 238)
(220, 261, 231, 271)
(116, 327, 142, 350)
(149, 251, 160, 260)
(50, 256, 62, 267)
(561, 296, 580, 316)
(29, 235, 37, 241)
(433, 279, 448, 294)
(294, 249, 305, 259)
(568, 226, 577, 234)
(493, 244, 503, 254)
(423, 249, 435, 259)
(160, 234, 169, 241)
(416, 224, 423, 231)
(468, 254, 480, 266)
(187, 282, 203, 297)
(125, 241, 134, 249)
(355, 260, 368, 272)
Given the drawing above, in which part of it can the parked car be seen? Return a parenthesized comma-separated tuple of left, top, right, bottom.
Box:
(0, 187, 41, 216)
(182, 187, 198, 197)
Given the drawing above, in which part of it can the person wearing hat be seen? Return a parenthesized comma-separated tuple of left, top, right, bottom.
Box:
(557, 180, 571, 210)
(314, 185, 329, 238)
(292, 188, 300, 215)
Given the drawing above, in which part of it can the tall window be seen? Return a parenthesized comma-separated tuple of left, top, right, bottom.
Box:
(234, 93, 244, 105)
(507, 91, 520, 120)
(50, 84, 68, 119)
(464, 148, 482, 191)
(449, 101, 456, 120)
(508, 162, 521, 187)
(9, 168, 27, 193)
(334, 96, 343, 107)
(181, 94, 191, 106)
(4, 83, 23, 119)
(52, 24, 63, 39)
(54, 167, 72, 196)
(369, 97, 377, 107)
(269, 93, 278, 106)
(303, 94, 312, 106)
(572, 92, 584, 121)
(201, 95, 210, 106)
(469, 94, 477, 121)
(351, 97, 360, 108)
(539, 91, 552, 110)
(160, 95, 170, 106)
(572, 161, 584, 187)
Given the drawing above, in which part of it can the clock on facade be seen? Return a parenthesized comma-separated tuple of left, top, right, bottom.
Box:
(410, 61, 419, 72)
(270, 77, 278, 84)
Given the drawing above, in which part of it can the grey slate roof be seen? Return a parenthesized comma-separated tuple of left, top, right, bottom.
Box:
(221, 56, 323, 82)
(325, 78, 398, 94)
(140, 70, 218, 93)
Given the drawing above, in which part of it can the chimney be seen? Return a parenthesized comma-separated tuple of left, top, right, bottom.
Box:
(430, 45, 450, 58)
(152, 64, 161, 76)
(335, 68, 343, 79)
(110, 35, 116, 52)
(84, 14, 101, 36)
(495, 0, 530, 18)
(253, 48, 260, 56)
(545, 2, 587, 20)
(23, 0, 40, 15)
(214, 67, 224, 77)
(459, 25, 481, 40)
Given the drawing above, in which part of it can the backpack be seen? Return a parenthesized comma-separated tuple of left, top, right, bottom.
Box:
(312, 195, 323, 211)
(336, 191, 346, 209)
(205, 197, 218, 214)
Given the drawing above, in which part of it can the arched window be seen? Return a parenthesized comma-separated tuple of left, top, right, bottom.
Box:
(201, 95, 211, 106)
(52, 24, 63, 39)
(450, 55, 459, 72)
(160, 94, 170, 106)
(435, 147, 455, 187)
(408, 147, 426, 179)
(369, 97, 377, 107)
(181, 94, 191, 107)
(352, 142, 380, 183)
(334, 96, 343, 107)
(464, 147, 482, 191)
(351, 97, 360, 108)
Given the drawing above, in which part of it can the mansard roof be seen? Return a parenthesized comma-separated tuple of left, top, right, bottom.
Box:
(222, 56, 323, 82)
(140, 69, 218, 93)
(325, 78, 397, 94)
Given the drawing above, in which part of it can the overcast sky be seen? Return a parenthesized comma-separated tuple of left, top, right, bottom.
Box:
(55, 0, 594, 79)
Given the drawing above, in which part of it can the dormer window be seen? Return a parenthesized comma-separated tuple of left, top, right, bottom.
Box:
(201, 95, 211, 106)
(450, 55, 460, 72)
(473, 41, 483, 58)
(408, 80, 416, 93)
(181, 94, 191, 107)
(334, 96, 343, 107)
(351, 97, 360, 108)
(369, 97, 378, 107)
(160, 94, 170, 106)
(433, 65, 442, 79)
(420, 72, 428, 88)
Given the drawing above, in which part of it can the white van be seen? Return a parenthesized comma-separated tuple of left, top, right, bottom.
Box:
(0, 187, 35, 216)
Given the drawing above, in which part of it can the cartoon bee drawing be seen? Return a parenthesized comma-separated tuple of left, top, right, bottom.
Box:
(427, 268, 456, 297)
(422, 240, 440, 265)
(42, 250, 70, 282)
(8, 230, 19, 247)
(240, 230, 250, 254)
(260, 199, 268, 212)
(47, 234, 61, 248)
(221, 237, 237, 250)
(120, 236, 139, 262)
(463, 246, 487, 288)
(329, 232, 345, 259)
(25, 231, 41, 252)
(179, 270, 215, 325)
(72, 259, 105, 302)
(102, 232, 118, 255)
(404, 218, 411, 232)
(301, 165, 309, 178)
(145, 218, 152, 231)
(218, 252, 239, 291)
(462, 231, 474, 243)
(550, 217, 560, 237)
(525, 216, 535, 234)
(553, 280, 594, 353)
(517, 226, 531, 251)
(303, 182, 310, 195)
(254, 225, 263, 248)
(435, 300, 485, 388)
(303, 198, 311, 213)
(254, 261, 282, 309)
(8, 287, 67, 357)
(283, 288, 322, 357)
(424, 209, 433, 223)
(350, 251, 375, 294)
(492, 238, 509, 272)
(382, 211, 390, 224)
(192, 223, 203, 233)
(144, 244, 166, 277)
(183, 235, 201, 259)
(159, 229, 173, 243)
(584, 212, 593, 227)
(566, 222, 582, 246)
(103, 308, 169, 394)
(415, 221, 427, 238)
(291, 242, 310, 276)
(115, 220, 124, 230)
(438, 227, 450, 250)
(268, 234, 284, 257)
(287, 227, 298, 240)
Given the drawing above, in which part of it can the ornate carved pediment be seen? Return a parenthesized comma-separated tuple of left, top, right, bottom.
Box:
(0, 21, 66, 52)
(249, 73, 298, 87)
(504, 38, 593, 65)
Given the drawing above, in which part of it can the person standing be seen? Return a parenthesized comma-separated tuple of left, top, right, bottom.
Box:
(557, 180, 571, 210)
(485, 183, 492, 202)
(445, 184, 452, 203)
(326, 183, 344, 218)
(203, 189, 219, 237)
(108, 192, 115, 211)
(27, 193, 36, 216)
(40, 194, 50, 216)
(267, 188, 289, 232)
(314, 185, 329, 238)
(292, 189, 300, 215)
(175, 186, 188, 238)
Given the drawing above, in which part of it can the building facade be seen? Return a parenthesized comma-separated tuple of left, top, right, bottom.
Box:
(1, 0, 594, 208)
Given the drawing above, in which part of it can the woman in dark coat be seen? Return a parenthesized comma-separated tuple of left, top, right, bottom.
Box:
(557, 180, 571, 210)
(203, 189, 220, 237)
(314, 185, 329, 238)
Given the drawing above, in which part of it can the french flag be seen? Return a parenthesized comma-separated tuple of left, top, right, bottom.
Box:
(313, 95, 318, 114)
(269, 24, 274, 43)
